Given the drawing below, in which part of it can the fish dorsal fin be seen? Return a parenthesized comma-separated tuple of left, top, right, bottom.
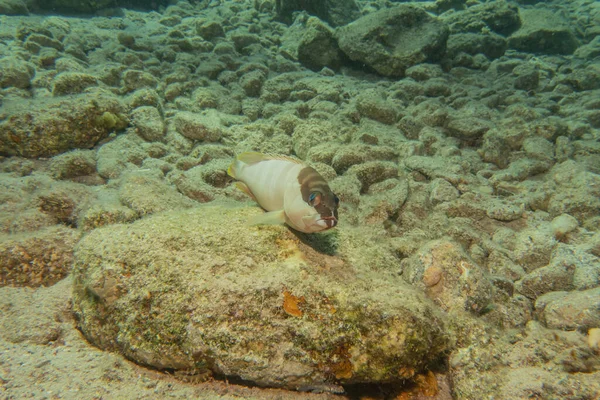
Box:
(236, 151, 267, 165)
(265, 154, 305, 164)
(236, 151, 304, 165)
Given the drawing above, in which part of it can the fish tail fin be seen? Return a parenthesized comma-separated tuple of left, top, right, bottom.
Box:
(227, 158, 241, 179)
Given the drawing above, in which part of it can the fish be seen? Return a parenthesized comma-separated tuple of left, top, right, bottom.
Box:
(227, 152, 339, 233)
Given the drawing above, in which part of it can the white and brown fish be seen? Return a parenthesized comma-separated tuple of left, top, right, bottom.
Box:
(227, 152, 339, 233)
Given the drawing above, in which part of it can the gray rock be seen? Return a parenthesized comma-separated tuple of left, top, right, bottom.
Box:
(548, 161, 600, 222)
(131, 106, 165, 142)
(172, 110, 224, 142)
(405, 64, 443, 82)
(446, 33, 507, 60)
(0, 91, 128, 158)
(196, 19, 224, 40)
(0, 57, 36, 89)
(169, 169, 215, 203)
(401, 239, 493, 314)
(276, 0, 360, 27)
(428, 178, 459, 206)
(442, 0, 521, 36)
(331, 144, 397, 174)
(239, 70, 266, 97)
(489, 158, 553, 184)
(0, 0, 28, 15)
(403, 156, 464, 185)
(118, 170, 196, 216)
(122, 70, 159, 92)
(72, 205, 450, 388)
(297, 17, 344, 72)
(24, 33, 64, 52)
(96, 134, 146, 180)
(49, 149, 97, 180)
(229, 31, 261, 53)
(486, 200, 523, 222)
(536, 287, 600, 331)
(336, 5, 449, 77)
(52, 72, 99, 96)
(508, 9, 579, 55)
(516, 254, 575, 300)
(355, 89, 398, 125)
(357, 178, 409, 224)
(560, 64, 600, 92)
(346, 161, 398, 193)
(446, 117, 492, 140)
(78, 189, 138, 231)
(574, 35, 600, 59)
(522, 137, 554, 162)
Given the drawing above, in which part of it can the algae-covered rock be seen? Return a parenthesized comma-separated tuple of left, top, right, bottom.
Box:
(442, 0, 521, 36)
(0, 0, 29, 15)
(0, 91, 128, 158)
(0, 226, 81, 287)
(449, 320, 600, 399)
(401, 240, 493, 314)
(297, 17, 344, 72)
(72, 204, 450, 389)
(0, 56, 36, 89)
(130, 106, 165, 142)
(36, 181, 94, 226)
(172, 110, 224, 142)
(52, 72, 99, 96)
(536, 287, 600, 331)
(49, 149, 97, 180)
(336, 5, 449, 77)
(508, 9, 579, 55)
(117, 170, 196, 216)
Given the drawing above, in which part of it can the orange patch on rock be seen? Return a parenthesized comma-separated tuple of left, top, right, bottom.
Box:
(328, 345, 353, 380)
(282, 289, 305, 317)
(415, 371, 438, 396)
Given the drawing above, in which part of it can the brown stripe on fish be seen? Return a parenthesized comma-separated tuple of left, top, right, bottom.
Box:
(297, 166, 338, 226)
(297, 166, 328, 202)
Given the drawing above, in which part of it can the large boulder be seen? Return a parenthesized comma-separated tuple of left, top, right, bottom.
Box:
(72, 204, 450, 389)
(336, 5, 449, 77)
(442, 0, 521, 36)
(298, 17, 345, 71)
(0, 91, 128, 158)
(508, 8, 579, 55)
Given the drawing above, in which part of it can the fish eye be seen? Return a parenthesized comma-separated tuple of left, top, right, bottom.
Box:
(308, 191, 322, 206)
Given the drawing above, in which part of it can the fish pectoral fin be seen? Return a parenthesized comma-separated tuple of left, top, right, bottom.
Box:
(235, 182, 257, 201)
(247, 210, 287, 226)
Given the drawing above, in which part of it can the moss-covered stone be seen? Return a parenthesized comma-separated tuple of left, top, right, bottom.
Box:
(1, 226, 81, 287)
(0, 91, 128, 158)
(49, 149, 97, 180)
(72, 204, 450, 389)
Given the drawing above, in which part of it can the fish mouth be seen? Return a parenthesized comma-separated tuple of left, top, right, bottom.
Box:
(320, 216, 338, 228)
